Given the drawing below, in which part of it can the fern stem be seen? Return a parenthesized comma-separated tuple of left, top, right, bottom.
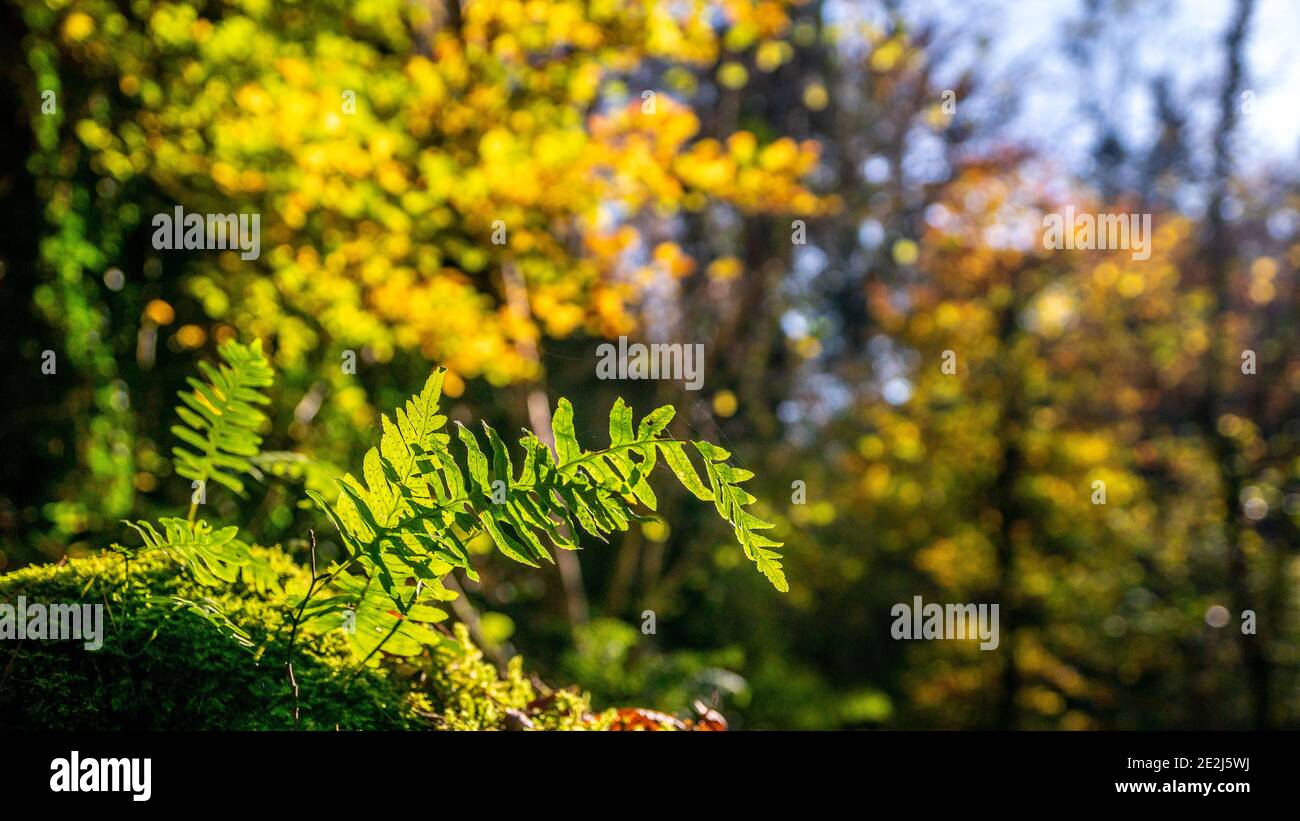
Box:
(284, 542, 354, 726)
(556, 438, 685, 473)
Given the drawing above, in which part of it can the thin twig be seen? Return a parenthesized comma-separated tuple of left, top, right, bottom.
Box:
(285, 530, 332, 726)
(346, 580, 423, 685)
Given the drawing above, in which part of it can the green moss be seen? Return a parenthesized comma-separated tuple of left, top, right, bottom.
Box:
(0, 547, 415, 729)
(0, 547, 609, 730)
(422, 628, 614, 730)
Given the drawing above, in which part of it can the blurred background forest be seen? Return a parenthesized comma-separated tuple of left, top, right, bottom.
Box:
(1, 0, 1298, 729)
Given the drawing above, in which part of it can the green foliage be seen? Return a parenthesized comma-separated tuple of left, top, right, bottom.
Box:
(171, 338, 275, 497)
(560, 618, 750, 717)
(116, 339, 278, 613)
(98, 347, 785, 712)
(121, 517, 274, 590)
(304, 367, 787, 660)
(316, 369, 785, 587)
(0, 546, 610, 730)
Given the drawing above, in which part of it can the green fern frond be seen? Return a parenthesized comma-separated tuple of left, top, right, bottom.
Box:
(171, 595, 256, 650)
(305, 371, 473, 589)
(120, 517, 277, 591)
(307, 368, 788, 654)
(172, 338, 274, 497)
(294, 567, 455, 664)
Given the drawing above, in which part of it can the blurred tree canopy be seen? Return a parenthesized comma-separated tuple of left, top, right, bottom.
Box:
(6, 0, 823, 546)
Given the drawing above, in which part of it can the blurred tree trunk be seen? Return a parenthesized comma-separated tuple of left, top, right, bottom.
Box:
(1197, 0, 1267, 728)
(989, 280, 1029, 730)
(501, 263, 589, 628)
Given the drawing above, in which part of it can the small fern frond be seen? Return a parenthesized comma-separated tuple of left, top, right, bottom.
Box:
(120, 517, 278, 591)
(171, 595, 256, 650)
(172, 338, 274, 497)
